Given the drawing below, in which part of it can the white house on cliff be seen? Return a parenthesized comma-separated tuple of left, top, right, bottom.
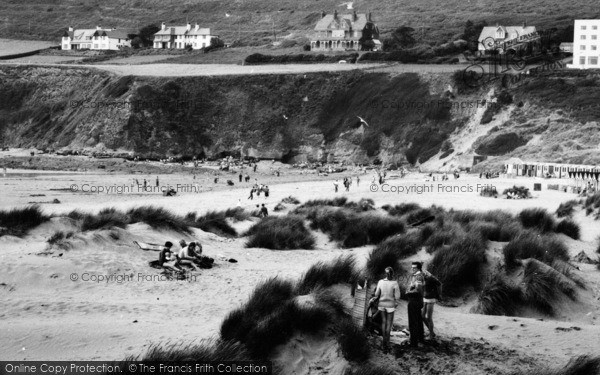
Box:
(62, 26, 133, 50)
(153, 22, 218, 49)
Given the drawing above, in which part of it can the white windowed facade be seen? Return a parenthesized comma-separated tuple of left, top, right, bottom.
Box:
(570, 20, 600, 69)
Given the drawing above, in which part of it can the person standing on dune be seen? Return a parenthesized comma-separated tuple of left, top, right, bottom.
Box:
(422, 267, 442, 340)
(370, 267, 400, 353)
(406, 261, 425, 347)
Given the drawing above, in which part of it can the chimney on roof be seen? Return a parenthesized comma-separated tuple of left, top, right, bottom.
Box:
(334, 10, 338, 19)
(96, 25, 101, 30)
(368, 12, 372, 22)
(161, 22, 166, 31)
(186, 22, 191, 31)
(321, 11, 326, 18)
(353, 10, 357, 21)
(195, 23, 199, 31)
(68, 26, 73, 32)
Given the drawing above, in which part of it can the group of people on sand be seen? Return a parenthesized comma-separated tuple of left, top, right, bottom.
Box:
(369, 262, 442, 353)
(248, 183, 270, 200)
(334, 176, 360, 192)
(157, 240, 214, 273)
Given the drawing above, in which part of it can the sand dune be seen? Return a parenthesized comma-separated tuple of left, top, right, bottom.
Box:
(1, 166, 599, 370)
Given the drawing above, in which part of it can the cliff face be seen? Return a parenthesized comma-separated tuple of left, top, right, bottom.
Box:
(2, 66, 600, 169)
(0, 66, 457, 164)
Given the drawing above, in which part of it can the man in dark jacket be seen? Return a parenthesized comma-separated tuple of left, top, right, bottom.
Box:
(406, 261, 425, 347)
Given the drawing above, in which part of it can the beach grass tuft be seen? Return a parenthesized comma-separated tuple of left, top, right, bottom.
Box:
(471, 276, 522, 316)
(555, 219, 581, 240)
(518, 208, 556, 233)
(556, 200, 579, 218)
(245, 215, 316, 250)
(0, 205, 50, 237)
(428, 231, 487, 297)
(296, 255, 359, 294)
(503, 232, 569, 269)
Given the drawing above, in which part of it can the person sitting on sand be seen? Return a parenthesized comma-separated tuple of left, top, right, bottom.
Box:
(158, 241, 184, 273)
(177, 242, 200, 271)
(369, 267, 400, 354)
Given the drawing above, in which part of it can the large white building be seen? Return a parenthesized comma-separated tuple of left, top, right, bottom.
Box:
(153, 22, 217, 49)
(62, 26, 133, 50)
(568, 20, 600, 69)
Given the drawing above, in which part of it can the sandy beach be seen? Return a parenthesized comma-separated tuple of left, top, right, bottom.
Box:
(1, 156, 599, 370)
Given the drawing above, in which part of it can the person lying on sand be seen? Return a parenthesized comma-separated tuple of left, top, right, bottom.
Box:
(158, 242, 184, 273)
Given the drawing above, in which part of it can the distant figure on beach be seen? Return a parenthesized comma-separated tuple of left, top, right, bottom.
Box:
(356, 176, 360, 186)
(239, 173, 243, 182)
(369, 267, 400, 353)
(237, 198, 242, 207)
(334, 180, 339, 193)
(264, 185, 270, 198)
(143, 179, 147, 190)
(260, 204, 268, 217)
(156, 176, 159, 187)
(422, 268, 442, 340)
(248, 188, 254, 200)
(214, 177, 219, 183)
(253, 164, 257, 173)
(276, 171, 280, 177)
(406, 262, 425, 347)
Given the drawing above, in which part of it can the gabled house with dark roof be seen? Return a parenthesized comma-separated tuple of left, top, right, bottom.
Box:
(311, 10, 380, 51)
(153, 22, 218, 49)
(478, 24, 538, 54)
(62, 26, 134, 50)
